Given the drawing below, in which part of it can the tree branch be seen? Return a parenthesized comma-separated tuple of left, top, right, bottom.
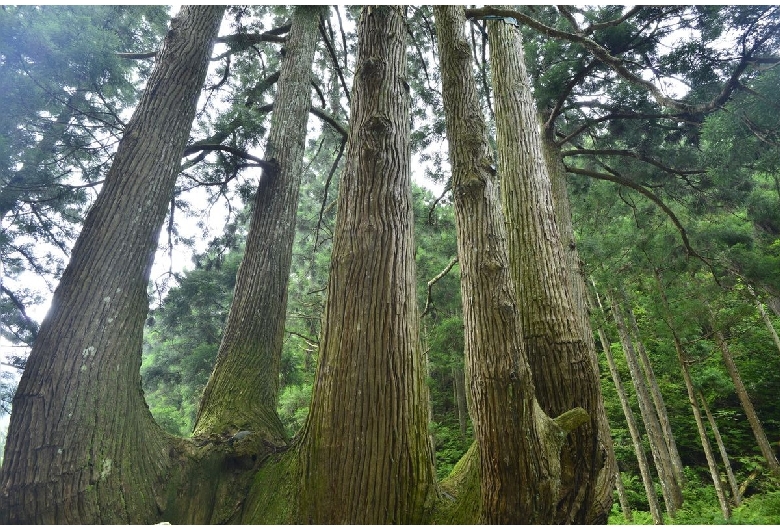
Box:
(421, 256, 459, 318)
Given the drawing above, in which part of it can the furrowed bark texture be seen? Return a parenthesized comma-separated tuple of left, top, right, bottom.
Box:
(434, 6, 565, 523)
(543, 128, 616, 523)
(194, 6, 322, 443)
(297, 7, 437, 523)
(488, 18, 603, 524)
(0, 6, 224, 523)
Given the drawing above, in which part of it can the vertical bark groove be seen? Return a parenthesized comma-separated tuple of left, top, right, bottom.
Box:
(298, 7, 436, 523)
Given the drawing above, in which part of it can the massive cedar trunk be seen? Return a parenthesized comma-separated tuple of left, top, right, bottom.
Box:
(710, 311, 780, 477)
(610, 294, 683, 517)
(488, 18, 605, 524)
(434, 6, 586, 523)
(193, 6, 322, 443)
(543, 124, 617, 523)
(295, 7, 437, 522)
(0, 6, 224, 523)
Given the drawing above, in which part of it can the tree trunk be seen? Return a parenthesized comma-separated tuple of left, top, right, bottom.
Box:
(748, 285, 780, 357)
(193, 6, 322, 443)
(0, 6, 224, 523)
(296, 8, 437, 522)
(593, 288, 664, 525)
(434, 6, 586, 523)
(615, 469, 633, 522)
(676, 336, 730, 519)
(610, 293, 683, 517)
(452, 366, 469, 439)
(621, 289, 685, 487)
(543, 121, 616, 523)
(699, 391, 742, 506)
(489, 17, 604, 524)
(710, 311, 780, 477)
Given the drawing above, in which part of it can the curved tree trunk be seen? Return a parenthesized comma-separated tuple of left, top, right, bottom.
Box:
(296, 7, 437, 523)
(0, 6, 224, 523)
(434, 6, 586, 523)
(488, 17, 604, 524)
(543, 124, 616, 523)
(194, 6, 322, 444)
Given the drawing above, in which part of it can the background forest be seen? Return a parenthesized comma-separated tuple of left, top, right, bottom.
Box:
(1, 5, 780, 524)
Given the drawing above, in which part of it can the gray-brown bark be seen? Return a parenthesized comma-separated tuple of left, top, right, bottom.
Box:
(593, 287, 664, 525)
(0, 6, 224, 523)
(610, 293, 683, 517)
(434, 6, 583, 523)
(193, 6, 322, 443)
(489, 17, 604, 524)
(543, 123, 616, 523)
(699, 392, 742, 506)
(297, 7, 437, 523)
(621, 289, 685, 487)
(710, 311, 780, 477)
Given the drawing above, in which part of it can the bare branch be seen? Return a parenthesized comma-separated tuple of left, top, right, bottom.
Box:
(421, 256, 459, 318)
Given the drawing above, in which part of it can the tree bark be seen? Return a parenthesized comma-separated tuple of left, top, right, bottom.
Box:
(593, 288, 664, 525)
(0, 6, 224, 523)
(621, 289, 685, 487)
(710, 310, 780, 477)
(543, 121, 616, 523)
(489, 17, 604, 524)
(699, 391, 742, 506)
(193, 6, 322, 444)
(434, 6, 586, 523)
(297, 7, 437, 523)
(610, 293, 683, 517)
(452, 366, 469, 439)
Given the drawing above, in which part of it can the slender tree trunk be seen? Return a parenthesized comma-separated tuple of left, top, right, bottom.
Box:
(0, 7, 224, 523)
(699, 391, 742, 506)
(193, 6, 322, 443)
(434, 7, 586, 523)
(488, 17, 604, 524)
(710, 311, 780, 477)
(615, 469, 633, 522)
(676, 337, 730, 519)
(297, 8, 437, 523)
(452, 366, 469, 439)
(652, 272, 728, 515)
(610, 294, 682, 517)
(747, 285, 780, 356)
(620, 289, 685, 487)
(543, 124, 616, 523)
(593, 288, 664, 525)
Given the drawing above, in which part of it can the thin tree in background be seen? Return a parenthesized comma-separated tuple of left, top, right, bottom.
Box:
(610, 293, 683, 517)
(593, 285, 664, 525)
(709, 307, 780, 478)
(699, 391, 742, 506)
